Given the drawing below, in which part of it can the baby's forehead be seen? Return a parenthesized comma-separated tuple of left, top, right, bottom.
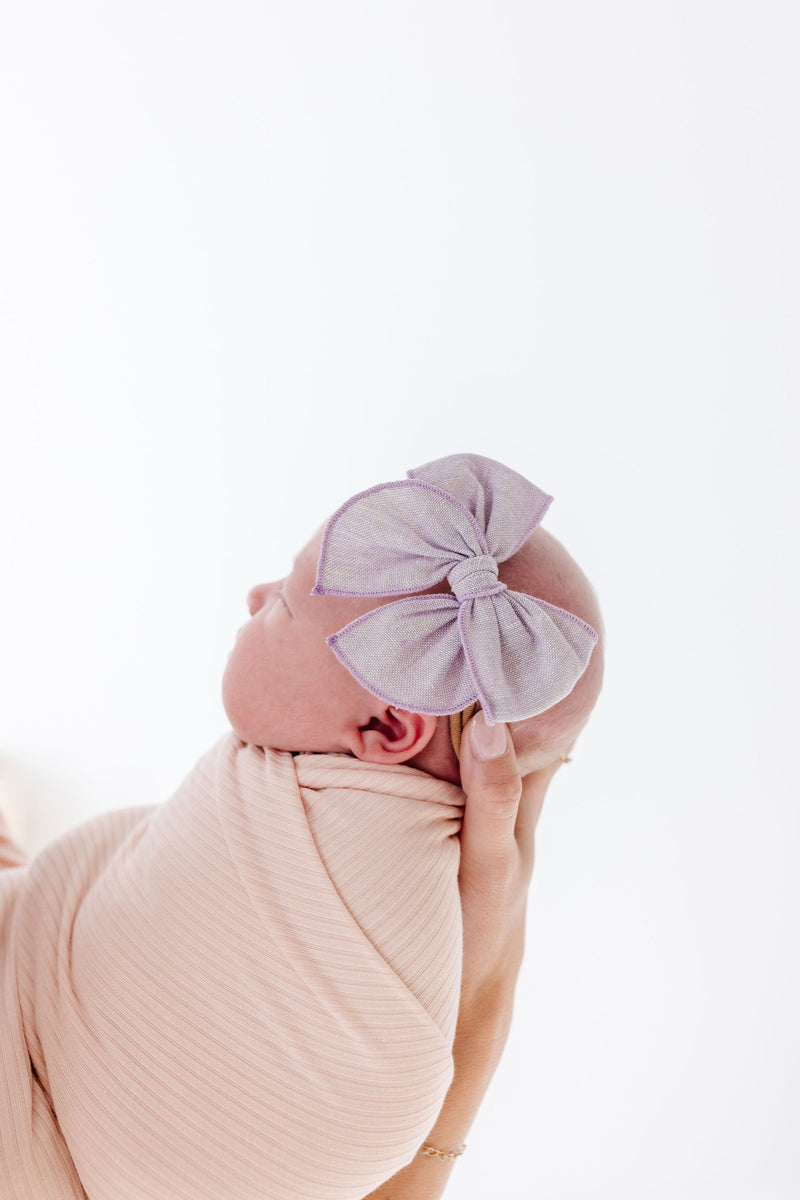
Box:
(290, 534, 377, 630)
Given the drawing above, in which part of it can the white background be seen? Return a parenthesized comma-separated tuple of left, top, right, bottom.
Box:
(1, 4, 798, 1197)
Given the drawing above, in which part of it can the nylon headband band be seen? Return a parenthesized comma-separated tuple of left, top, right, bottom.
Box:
(449, 703, 479, 762)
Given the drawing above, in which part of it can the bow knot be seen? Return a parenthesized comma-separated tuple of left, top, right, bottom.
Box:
(447, 554, 504, 601)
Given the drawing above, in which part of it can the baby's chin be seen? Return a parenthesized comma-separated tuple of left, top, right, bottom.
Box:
(220, 672, 261, 746)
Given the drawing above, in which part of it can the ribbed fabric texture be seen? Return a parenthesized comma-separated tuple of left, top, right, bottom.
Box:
(0, 734, 464, 1199)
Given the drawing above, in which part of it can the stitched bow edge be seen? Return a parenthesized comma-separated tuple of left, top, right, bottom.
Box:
(312, 473, 552, 598)
(325, 590, 598, 723)
(406, 452, 554, 566)
(311, 454, 597, 722)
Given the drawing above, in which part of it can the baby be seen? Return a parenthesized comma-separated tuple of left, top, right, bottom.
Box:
(0, 453, 603, 1200)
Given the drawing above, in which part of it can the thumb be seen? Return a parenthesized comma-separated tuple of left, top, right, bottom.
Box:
(458, 710, 522, 875)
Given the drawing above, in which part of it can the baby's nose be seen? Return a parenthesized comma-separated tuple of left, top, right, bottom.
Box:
(247, 583, 272, 616)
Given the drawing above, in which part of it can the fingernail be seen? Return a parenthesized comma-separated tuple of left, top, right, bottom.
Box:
(470, 710, 508, 760)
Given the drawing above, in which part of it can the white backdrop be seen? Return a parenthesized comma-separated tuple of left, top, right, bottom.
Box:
(1, 4, 798, 1198)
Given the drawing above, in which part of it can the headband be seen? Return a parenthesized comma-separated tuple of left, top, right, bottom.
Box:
(312, 453, 598, 732)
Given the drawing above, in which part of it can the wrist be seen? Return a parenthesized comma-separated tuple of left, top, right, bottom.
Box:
(360, 976, 517, 1200)
(449, 984, 516, 1103)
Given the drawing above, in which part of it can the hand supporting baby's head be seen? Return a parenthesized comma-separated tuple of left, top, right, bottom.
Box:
(222, 455, 604, 784)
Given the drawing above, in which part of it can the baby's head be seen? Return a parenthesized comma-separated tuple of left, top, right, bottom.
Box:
(222, 455, 604, 783)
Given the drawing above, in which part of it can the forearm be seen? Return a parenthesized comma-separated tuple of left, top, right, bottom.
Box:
(362, 984, 515, 1200)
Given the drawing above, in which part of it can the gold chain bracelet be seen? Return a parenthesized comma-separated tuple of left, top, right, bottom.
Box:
(418, 1142, 466, 1161)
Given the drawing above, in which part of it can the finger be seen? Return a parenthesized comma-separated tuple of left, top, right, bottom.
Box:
(514, 760, 562, 872)
(458, 712, 523, 882)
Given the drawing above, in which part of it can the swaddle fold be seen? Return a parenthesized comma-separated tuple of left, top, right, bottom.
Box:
(1, 734, 464, 1199)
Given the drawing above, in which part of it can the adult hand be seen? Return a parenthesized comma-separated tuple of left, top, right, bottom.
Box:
(458, 710, 564, 1012)
(363, 712, 566, 1200)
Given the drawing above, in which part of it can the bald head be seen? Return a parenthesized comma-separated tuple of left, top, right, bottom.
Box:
(501, 527, 604, 773)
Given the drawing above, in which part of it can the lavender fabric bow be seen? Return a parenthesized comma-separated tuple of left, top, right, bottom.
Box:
(311, 453, 598, 725)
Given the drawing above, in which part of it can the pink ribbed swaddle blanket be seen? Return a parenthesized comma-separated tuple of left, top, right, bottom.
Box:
(0, 734, 464, 1198)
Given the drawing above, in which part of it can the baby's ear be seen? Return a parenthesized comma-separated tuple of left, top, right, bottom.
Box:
(349, 708, 437, 765)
